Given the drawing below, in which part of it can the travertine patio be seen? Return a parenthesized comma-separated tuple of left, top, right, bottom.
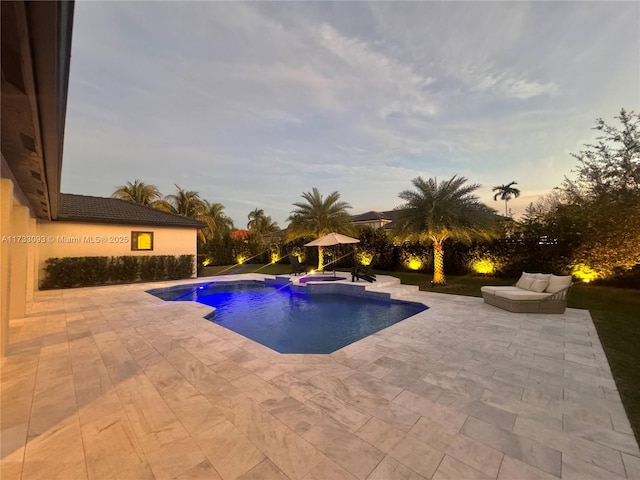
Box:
(2, 274, 639, 479)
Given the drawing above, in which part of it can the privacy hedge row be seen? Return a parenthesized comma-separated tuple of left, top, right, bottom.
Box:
(41, 255, 194, 289)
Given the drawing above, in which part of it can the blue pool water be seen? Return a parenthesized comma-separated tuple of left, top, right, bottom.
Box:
(148, 281, 427, 354)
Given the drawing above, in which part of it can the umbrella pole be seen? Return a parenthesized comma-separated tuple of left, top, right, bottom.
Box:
(333, 247, 336, 277)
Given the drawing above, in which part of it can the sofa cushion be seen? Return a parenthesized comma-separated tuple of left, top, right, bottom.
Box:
(495, 290, 552, 301)
(545, 274, 572, 293)
(515, 272, 536, 290)
(530, 278, 550, 293)
(481, 286, 522, 295)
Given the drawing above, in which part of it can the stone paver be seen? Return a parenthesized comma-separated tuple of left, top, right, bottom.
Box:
(1, 273, 638, 479)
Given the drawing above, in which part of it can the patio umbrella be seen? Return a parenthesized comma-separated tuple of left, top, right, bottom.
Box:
(305, 232, 360, 275)
(304, 232, 360, 247)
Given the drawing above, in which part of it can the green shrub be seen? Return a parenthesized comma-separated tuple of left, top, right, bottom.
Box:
(108, 256, 139, 282)
(140, 256, 165, 281)
(167, 255, 193, 279)
(40, 255, 195, 289)
(176, 255, 195, 278)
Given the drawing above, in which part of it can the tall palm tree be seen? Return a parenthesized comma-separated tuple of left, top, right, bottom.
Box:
(286, 188, 353, 270)
(155, 185, 212, 242)
(205, 201, 234, 239)
(396, 176, 499, 285)
(247, 208, 279, 235)
(247, 208, 265, 230)
(112, 179, 161, 206)
(157, 185, 205, 217)
(492, 181, 521, 216)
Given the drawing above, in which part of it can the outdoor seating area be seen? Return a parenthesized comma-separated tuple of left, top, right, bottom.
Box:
(481, 272, 574, 314)
(2, 274, 638, 480)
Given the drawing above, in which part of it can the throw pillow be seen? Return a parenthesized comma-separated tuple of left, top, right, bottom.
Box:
(516, 272, 536, 289)
(530, 278, 550, 293)
(545, 275, 572, 293)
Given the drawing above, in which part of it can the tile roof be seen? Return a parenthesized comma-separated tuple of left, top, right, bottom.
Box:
(350, 211, 392, 222)
(350, 210, 401, 227)
(57, 194, 206, 228)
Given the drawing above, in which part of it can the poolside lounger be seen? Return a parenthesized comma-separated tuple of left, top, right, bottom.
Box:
(481, 272, 573, 314)
(289, 255, 306, 275)
(351, 265, 376, 283)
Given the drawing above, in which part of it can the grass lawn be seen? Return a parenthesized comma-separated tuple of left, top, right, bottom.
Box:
(200, 264, 640, 444)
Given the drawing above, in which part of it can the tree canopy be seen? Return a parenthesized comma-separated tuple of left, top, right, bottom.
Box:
(286, 188, 353, 270)
(395, 175, 499, 284)
(566, 108, 640, 201)
(247, 208, 279, 235)
(492, 181, 520, 216)
(519, 109, 640, 280)
(561, 109, 640, 277)
(286, 188, 353, 240)
(112, 179, 162, 206)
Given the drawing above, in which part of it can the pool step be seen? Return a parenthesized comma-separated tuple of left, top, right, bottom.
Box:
(365, 281, 421, 299)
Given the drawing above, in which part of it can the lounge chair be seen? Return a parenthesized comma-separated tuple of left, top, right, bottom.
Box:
(351, 264, 376, 283)
(289, 255, 306, 276)
(481, 272, 573, 314)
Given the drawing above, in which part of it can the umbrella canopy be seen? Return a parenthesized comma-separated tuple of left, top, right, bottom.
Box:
(304, 232, 360, 247)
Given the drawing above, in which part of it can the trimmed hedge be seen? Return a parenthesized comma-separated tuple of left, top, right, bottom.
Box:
(41, 255, 194, 289)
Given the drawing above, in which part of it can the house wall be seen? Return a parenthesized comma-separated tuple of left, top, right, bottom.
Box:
(1, 176, 38, 355)
(36, 222, 198, 283)
(353, 220, 392, 230)
(1, 175, 199, 357)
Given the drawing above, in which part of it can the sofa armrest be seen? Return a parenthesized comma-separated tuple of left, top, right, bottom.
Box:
(545, 283, 574, 302)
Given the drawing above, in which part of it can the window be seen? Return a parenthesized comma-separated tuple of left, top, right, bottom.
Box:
(131, 231, 153, 251)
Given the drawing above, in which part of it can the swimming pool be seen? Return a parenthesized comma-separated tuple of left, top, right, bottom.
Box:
(148, 280, 427, 354)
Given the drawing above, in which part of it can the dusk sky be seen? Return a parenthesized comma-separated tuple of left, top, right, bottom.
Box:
(61, 1, 640, 228)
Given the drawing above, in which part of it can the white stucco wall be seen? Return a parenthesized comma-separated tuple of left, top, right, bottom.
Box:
(353, 220, 392, 230)
(1, 176, 39, 354)
(37, 221, 198, 283)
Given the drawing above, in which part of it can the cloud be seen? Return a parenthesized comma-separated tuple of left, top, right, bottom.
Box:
(316, 24, 437, 118)
(60, 1, 640, 226)
(471, 69, 559, 99)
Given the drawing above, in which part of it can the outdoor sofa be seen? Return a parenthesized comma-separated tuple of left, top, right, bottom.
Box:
(481, 272, 573, 314)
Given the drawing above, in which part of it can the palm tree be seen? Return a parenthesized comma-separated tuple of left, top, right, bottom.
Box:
(247, 208, 279, 235)
(157, 185, 205, 217)
(396, 176, 499, 285)
(155, 185, 212, 242)
(286, 188, 353, 270)
(203, 201, 234, 240)
(112, 179, 161, 206)
(247, 208, 264, 230)
(492, 181, 521, 217)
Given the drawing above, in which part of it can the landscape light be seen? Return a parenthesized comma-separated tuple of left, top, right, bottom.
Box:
(571, 264, 599, 283)
(471, 258, 495, 275)
(406, 256, 423, 271)
(357, 251, 374, 266)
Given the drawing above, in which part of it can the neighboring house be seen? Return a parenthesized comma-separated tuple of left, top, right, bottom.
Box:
(350, 210, 399, 230)
(37, 193, 205, 282)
